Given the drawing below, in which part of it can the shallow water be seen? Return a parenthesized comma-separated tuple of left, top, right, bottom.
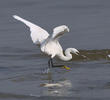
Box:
(0, 0, 110, 100)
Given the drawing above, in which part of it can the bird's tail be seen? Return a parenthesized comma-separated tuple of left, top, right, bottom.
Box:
(13, 15, 35, 27)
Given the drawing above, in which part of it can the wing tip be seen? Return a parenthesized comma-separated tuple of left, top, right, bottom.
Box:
(12, 15, 21, 21)
(13, 15, 17, 18)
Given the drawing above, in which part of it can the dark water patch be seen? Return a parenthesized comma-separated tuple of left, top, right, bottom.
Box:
(0, 64, 43, 82)
(38, 96, 79, 100)
(76, 80, 108, 91)
(0, 92, 37, 100)
(0, 92, 81, 100)
(0, 66, 10, 70)
(104, 82, 110, 89)
(9, 72, 41, 82)
(0, 47, 46, 60)
(0, 72, 41, 83)
(72, 49, 110, 61)
(1, 48, 110, 61)
(0, 53, 44, 61)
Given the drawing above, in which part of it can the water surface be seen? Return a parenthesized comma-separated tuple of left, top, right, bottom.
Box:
(0, 0, 110, 100)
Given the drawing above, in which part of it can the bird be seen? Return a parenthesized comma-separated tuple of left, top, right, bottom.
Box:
(13, 15, 79, 69)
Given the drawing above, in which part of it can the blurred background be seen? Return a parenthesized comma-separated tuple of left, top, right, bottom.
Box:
(0, 0, 110, 49)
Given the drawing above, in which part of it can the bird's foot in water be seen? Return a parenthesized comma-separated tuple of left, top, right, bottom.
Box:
(42, 67, 50, 74)
(53, 65, 70, 70)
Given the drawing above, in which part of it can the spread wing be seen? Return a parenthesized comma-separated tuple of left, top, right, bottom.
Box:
(13, 15, 49, 45)
(52, 25, 69, 40)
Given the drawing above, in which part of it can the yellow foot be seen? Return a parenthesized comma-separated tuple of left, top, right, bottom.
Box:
(62, 66, 70, 70)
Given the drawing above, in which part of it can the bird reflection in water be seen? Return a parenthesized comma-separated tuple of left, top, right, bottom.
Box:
(40, 72, 72, 96)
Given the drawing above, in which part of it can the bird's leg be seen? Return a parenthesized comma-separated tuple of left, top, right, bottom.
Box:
(50, 58, 54, 67)
(43, 58, 53, 73)
(48, 58, 70, 70)
(48, 58, 54, 68)
(48, 59, 51, 68)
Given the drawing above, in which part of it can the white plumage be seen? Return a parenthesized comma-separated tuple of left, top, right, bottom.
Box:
(13, 15, 79, 63)
(13, 15, 49, 44)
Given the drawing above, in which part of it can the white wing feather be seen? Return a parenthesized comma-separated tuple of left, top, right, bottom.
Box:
(13, 15, 49, 45)
(52, 25, 69, 39)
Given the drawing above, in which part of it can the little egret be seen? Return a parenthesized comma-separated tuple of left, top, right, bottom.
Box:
(13, 15, 79, 69)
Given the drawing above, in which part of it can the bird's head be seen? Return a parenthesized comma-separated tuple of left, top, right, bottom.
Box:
(73, 48, 79, 55)
(69, 48, 79, 55)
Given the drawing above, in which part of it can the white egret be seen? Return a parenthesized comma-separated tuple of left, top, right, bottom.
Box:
(13, 15, 79, 69)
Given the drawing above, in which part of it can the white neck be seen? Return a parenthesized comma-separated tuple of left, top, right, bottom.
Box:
(57, 48, 75, 61)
